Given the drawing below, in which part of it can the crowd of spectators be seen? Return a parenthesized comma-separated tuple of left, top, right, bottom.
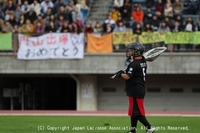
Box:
(88, 0, 200, 50)
(0, 0, 89, 34)
(0, 0, 200, 50)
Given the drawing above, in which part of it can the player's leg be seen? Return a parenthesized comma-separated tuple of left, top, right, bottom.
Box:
(127, 97, 138, 133)
(135, 98, 156, 133)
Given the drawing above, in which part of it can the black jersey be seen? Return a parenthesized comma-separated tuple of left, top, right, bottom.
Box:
(125, 57, 147, 98)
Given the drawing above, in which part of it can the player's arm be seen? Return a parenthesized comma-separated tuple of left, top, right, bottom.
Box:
(121, 73, 130, 80)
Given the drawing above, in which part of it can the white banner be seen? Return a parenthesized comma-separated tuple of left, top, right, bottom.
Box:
(17, 33, 84, 60)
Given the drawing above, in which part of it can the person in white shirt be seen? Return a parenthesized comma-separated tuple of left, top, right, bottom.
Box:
(21, 0, 30, 14)
(30, 0, 41, 16)
(41, 0, 54, 13)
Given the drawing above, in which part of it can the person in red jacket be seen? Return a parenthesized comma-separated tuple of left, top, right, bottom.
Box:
(155, 0, 165, 19)
(131, 6, 144, 24)
(84, 22, 93, 33)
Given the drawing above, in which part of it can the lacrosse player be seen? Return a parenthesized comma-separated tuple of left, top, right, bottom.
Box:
(115, 42, 156, 133)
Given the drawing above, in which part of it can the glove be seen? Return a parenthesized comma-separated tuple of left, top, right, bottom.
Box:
(115, 70, 124, 77)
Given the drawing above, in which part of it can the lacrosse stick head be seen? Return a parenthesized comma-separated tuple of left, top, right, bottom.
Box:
(143, 47, 167, 62)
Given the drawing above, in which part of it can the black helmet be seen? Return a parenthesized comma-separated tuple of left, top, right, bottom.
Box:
(127, 42, 144, 57)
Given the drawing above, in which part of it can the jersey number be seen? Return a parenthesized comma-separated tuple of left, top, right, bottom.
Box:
(143, 68, 146, 81)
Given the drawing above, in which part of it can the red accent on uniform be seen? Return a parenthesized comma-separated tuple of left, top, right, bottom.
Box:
(136, 98, 145, 116)
(128, 97, 145, 116)
(128, 97, 133, 116)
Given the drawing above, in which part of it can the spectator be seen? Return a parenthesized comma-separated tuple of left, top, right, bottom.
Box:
(15, 5, 23, 22)
(125, 16, 136, 29)
(174, 14, 184, 29)
(8, 14, 17, 27)
(173, 0, 183, 16)
(72, 7, 82, 27)
(104, 15, 116, 31)
(104, 15, 116, 26)
(65, 1, 75, 23)
(93, 21, 103, 33)
(131, 6, 144, 24)
(158, 21, 170, 47)
(121, 8, 130, 22)
(45, 21, 57, 32)
(4, 0, 16, 20)
(172, 20, 182, 31)
(171, 20, 182, 50)
(116, 16, 123, 24)
(34, 21, 44, 34)
(18, 14, 26, 27)
(21, 19, 34, 33)
(66, 1, 75, 12)
(114, 21, 126, 32)
(84, 22, 93, 33)
(187, 0, 199, 14)
(34, 15, 45, 27)
(21, 0, 31, 17)
(164, 0, 173, 17)
(114, 0, 124, 11)
(144, 22, 153, 49)
(144, 7, 154, 23)
(2, 20, 13, 32)
(54, 0, 65, 14)
(133, 22, 142, 35)
(144, 23, 153, 32)
(122, 0, 132, 12)
(164, 16, 173, 29)
(12, 23, 21, 33)
(56, 15, 65, 32)
(195, 15, 200, 31)
(41, 0, 54, 13)
(61, 20, 70, 32)
(151, 15, 161, 31)
(158, 21, 170, 34)
(0, 8, 4, 20)
(25, 7, 37, 22)
(56, 5, 67, 19)
(43, 7, 53, 25)
(184, 17, 195, 49)
(68, 23, 73, 31)
(103, 23, 114, 34)
(30, 0, 41, 16)
(76, 0, 89, 11)
(155, 0, 164, 19)
(109, 7, 121, 22)
(72, 22, 81, 34)
(184, 17, 195, 32)
(46, 14, 57, 27)
(4, 0, 16, 13)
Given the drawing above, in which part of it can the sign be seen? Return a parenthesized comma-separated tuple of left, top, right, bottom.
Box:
(0, 33, 12, 50)
(164, 32, 191, 44)
(139, 32, 164, 44)
(87, 33, 113, 53)
(112, 32, 138, 45)
(81, 84, 93, 98)
(17, 33, 84, 60)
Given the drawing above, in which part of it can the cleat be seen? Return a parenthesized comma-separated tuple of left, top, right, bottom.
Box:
(146, 127, 156, 133)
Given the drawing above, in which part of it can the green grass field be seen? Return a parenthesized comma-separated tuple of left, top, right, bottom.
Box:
(0, 116, 199, 133)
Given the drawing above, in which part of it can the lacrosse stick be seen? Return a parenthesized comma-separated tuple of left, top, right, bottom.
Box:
(110, 47, 167, 79)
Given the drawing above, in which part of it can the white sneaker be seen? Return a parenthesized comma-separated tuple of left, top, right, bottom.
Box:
(146, 127, 156, 133)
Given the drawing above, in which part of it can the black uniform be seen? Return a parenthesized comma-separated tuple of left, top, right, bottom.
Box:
(125, 57, 147, 117)
(125, 57, 147, 98)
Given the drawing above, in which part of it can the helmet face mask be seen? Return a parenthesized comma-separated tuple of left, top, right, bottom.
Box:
(126, 42, 144, 59)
